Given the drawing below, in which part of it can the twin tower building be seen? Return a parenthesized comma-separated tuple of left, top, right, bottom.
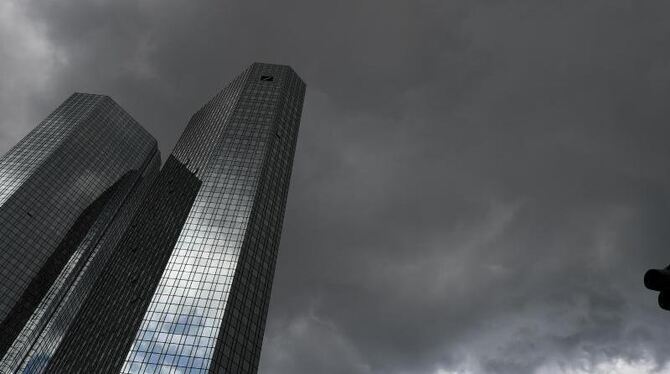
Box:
(0, 63, 305, 373)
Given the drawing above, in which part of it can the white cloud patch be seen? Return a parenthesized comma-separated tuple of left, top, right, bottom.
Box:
(260, 310, 372, 374)
(437, 352, 670, 374)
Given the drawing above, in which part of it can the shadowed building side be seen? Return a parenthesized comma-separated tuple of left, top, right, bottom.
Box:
(44, 156, 202, 373)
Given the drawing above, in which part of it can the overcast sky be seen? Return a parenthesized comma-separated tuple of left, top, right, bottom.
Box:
(3, 1, 670, 373)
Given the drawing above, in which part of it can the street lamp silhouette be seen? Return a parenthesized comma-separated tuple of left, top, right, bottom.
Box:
(644, 266, 670, 310)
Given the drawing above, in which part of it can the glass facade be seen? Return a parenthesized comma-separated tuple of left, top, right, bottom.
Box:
(0, 93, 160, 373)
(44, 63, 305, 374)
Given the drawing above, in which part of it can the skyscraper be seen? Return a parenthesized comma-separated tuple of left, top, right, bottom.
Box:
(42, 63, 306, 373)
(0, 93, 160, 373)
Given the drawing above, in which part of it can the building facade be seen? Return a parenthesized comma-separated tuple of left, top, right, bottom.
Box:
(44, 63, 306, 373)
(0, 93, 160, 373)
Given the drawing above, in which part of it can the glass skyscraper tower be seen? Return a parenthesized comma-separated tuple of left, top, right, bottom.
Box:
(0, 93, 160, 373)
(37, 62, 306, 373)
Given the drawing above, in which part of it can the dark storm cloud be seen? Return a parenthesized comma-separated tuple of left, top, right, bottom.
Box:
(2, 0, 670, 372)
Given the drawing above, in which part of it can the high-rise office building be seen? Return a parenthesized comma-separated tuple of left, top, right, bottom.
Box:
(40, 63, 306, 373)
(0, 93, 160, 373)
